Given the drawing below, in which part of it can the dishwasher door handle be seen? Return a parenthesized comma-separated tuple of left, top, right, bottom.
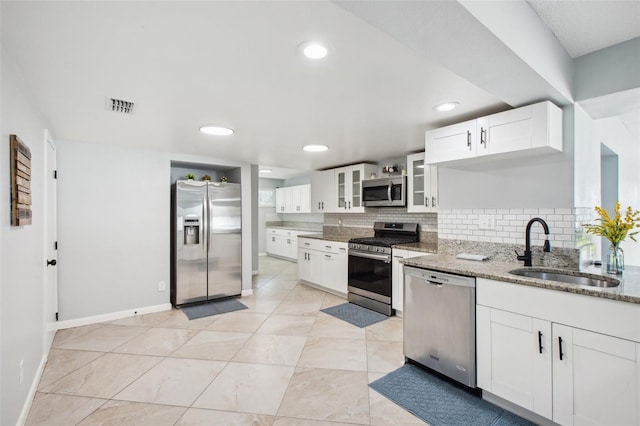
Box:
(426, 280, 443, 288)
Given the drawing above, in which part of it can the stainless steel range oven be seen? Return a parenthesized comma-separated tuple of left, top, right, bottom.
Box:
(348, 222, 419, 316)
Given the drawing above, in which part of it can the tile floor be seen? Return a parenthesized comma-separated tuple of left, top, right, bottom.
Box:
(26, 256, 427, 425)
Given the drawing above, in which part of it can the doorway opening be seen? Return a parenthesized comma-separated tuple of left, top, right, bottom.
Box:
(600, 143, 619, 261)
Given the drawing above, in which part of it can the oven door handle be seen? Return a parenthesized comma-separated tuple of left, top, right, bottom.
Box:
(349, 251, 391, 263)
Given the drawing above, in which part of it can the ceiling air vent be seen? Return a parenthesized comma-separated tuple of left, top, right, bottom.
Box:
(108, 98, 135, 114)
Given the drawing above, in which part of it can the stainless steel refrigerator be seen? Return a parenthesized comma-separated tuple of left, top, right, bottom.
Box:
(172, 180, 242, 307)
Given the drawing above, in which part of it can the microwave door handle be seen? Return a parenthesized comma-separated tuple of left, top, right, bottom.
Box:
(388, 181, 392, 203)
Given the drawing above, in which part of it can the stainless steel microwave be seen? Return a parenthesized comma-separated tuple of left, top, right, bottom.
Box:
(362, 176, 406, 207)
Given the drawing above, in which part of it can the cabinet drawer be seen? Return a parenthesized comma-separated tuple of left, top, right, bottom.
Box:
(477, 278, 640, 343)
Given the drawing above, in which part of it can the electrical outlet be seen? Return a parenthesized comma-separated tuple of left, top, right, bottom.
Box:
(158, 281, 166, 292)
(19, 360, 24, 384)
(478, 215, 495, 230)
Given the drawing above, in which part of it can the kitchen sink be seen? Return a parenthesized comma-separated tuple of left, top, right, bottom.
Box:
(508, 268, 620, 288)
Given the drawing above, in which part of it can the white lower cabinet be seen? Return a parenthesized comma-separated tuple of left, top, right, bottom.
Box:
(266, 228, 314, 261)
(477, 305, 552, 418)
(477, 278, 640, 425)
(298, 238, 348, 296)
(391, 249, 428, 313)
(552, 324, 640, 426)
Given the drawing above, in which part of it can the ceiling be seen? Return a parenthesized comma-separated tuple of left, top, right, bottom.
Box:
(1, 1, 638, 180)
(527, 0, 640, 58)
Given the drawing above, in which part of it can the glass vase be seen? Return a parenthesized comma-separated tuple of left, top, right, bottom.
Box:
(606, 244, 624, 275)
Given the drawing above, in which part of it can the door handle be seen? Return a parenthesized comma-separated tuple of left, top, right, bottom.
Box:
(538, 331, 543, 354)
(558, 336, 564, 361)
(47, 259, 57, 266)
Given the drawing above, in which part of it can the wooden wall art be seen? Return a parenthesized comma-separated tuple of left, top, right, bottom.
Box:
(10, 135, 32, 226)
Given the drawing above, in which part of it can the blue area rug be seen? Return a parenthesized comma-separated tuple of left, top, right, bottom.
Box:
(181, 298, 247, 320)
(370, 364, 535, 426)
(320, 303, 388, 328)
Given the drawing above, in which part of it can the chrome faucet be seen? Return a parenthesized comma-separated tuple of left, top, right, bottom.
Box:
(515, 217, 551, 266)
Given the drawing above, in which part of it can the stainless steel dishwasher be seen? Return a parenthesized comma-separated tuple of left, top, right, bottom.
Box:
(403, 266, 476, 388)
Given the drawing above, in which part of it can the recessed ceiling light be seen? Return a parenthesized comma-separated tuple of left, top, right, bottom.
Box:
(260, 169, 272, 174)
(303, 144, 329, 152)
(299, 41, 328, 59)
(434, 102, 459, 112)
(199, 125, 234, 136)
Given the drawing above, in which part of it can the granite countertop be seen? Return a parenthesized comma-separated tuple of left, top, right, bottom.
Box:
(392, 242, 438, 254)
(297, 234, 353, 244)
(401, 254, 640, 304)
(266, 225, 322, 233)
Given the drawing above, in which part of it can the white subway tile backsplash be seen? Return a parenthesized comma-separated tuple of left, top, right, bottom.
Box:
(437, 207, 580, 249)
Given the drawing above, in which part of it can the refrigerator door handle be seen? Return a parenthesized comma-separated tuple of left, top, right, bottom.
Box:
(202, 191, 208, 256)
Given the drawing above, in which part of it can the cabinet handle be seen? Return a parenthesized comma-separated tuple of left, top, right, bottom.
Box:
(348, 201, 351, 209)
(558, 336, 564, 361)
(287, 239, 291, 244)
(304, 252, 307, 261)
(480, 127, 487, 147)
(272, 237, 275, 242)
(393, 255, 403, 258)
(325, 254, 331, 258)
(432, 196, 436, 207)
(321, 202, 324, 209)
(538, 331, 543, 354)
(304, 242, 310, 246)
(325, 245, 332, 250)
(318, 202, 321, 210)
(425, 196, 428, 207)
(467, 131, 471, 149)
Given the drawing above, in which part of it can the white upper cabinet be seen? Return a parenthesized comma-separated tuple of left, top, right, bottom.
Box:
(406, 152, 438, 212)
(335, 164, 377, 213)
(426, 101, 562, 165)
(425, 119, 478, 164)
(274, 184, 311, 213)
(311, 170, 336, 213)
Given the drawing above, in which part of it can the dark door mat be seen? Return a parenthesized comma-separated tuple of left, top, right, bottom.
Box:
(181, 298, 248, 320)
(370, 364, 535, 426)
(320, 303, 388, 328)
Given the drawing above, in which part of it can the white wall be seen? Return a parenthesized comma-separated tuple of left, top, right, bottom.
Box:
(596, 116, 640, 266)
(574, 38, 640, 102)
(56, 140, 171, 320)
(258, 178, 283, 253)
(56, 141, 254, 321)
(573, 105, 599, 208)
(1, 47, 50, 425)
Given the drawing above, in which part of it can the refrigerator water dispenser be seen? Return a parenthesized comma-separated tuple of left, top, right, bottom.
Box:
(183, 217, 200, 245)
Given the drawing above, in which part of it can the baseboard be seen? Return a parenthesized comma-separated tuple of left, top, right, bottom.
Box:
(17, 354, 47, 426)
(241, 289, 254, 297)
(57, 303, 172, 330)
(252, 270, 259, 275)
(259, 252, 267, 257)
(483, 391, 555, 426)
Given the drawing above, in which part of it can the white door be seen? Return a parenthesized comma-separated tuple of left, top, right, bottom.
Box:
(44, 130, 58, 350)
(552, 324, 640, 426)
(476, 306, 552, 418)
(425, 119, 477, 164)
